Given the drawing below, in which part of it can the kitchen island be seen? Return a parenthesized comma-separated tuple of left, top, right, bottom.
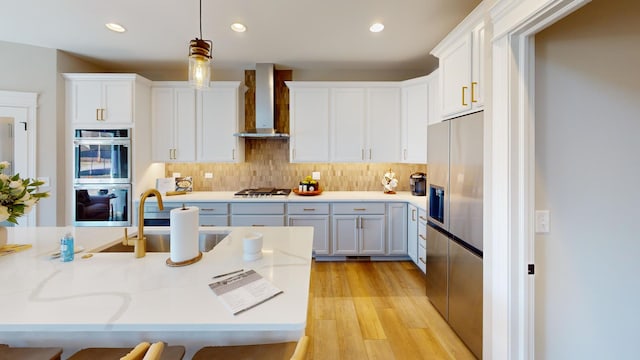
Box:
(0, 226, 313, 359)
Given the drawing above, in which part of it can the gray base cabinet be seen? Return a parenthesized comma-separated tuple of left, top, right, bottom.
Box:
(407, 204, 419, 263)
(332, 203, 386, 256)
(387, 203, 407, 255)
(287, 203, 330, 255)
(230, 203, 286, 226)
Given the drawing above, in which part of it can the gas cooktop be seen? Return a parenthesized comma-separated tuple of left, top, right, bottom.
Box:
(234, 188, 292, 197)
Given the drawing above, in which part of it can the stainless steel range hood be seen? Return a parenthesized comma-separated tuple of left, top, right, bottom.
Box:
(234, 63, 289, 138)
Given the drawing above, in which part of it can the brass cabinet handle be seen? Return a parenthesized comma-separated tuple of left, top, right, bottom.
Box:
(232, 148, 236, 160)
(419, 215, 427, 221)
(419, 257, 426, 264)
(419, 234, 427, 241)
(303, 208, 316, 211)
(369, 149, 372, 160)
(292, 149, 295, 160)
(404, 148, 407, 160)
(471, 82, 478, 103)
(252, 224, 265, 227)
(361, 149, 365, 160)
(462, 86, 468, 106)
(101, 108, 105, 120)
(353, 208, 366, 211)
(412, 209, 417, 221)
(200, 208, 215, 211)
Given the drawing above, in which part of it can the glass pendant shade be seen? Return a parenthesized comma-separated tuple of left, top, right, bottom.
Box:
(188, 39, 212, 89)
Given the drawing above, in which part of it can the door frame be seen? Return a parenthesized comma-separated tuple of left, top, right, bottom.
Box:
(486, 0, 591, 359)
(483, 0, 591, 359)
(0, 90, 38, 226)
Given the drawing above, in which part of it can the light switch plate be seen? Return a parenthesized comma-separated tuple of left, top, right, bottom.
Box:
(204, 172, 213, 179)
(172, 172, 181, 178)
(312, 171, 321, 180)
(535, 210, 550, 233)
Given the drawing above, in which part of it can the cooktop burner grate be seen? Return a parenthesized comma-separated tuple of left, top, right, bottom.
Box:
(234, 188, 292, 197)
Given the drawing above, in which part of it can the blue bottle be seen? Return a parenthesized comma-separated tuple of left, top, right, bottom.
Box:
(60, 233, 74, 262)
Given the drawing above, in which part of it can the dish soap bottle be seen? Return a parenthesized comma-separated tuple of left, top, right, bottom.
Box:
(60, 232, 74, 262)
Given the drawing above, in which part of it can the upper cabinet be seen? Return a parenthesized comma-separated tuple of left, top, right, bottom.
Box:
(431, 2, 487, 120)
(151, 81, 244, 163)
(197, 82, 244, 163)
(400, 71, 439, 164)
(151, 83, 197, 162)
(286, 84, 330, 162)
(64, 73, 150, 127)
(286, 81, 401, 163)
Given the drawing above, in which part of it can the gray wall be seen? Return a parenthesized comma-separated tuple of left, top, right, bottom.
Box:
(0, 41, 103, 225)
(534, 0, 640, 358)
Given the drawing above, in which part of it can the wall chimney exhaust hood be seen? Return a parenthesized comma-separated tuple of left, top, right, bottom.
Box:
(234, 63, 289, 138)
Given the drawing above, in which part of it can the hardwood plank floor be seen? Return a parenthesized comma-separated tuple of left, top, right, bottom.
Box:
(306, 260, 476, 360)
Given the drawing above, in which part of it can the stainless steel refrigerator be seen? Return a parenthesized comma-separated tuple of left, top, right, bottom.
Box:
(426, 111, 483, 359)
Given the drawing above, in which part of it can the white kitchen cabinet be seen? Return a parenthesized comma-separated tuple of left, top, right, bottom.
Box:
(407, 204, 419, 263)
(331, 88, 366, 162)
(387, 203, 407, 255)
(331, 86, 401, 162)
(197, 82, 244, 162)
(427, 70, 441, 125)
(151, 83, 196, 162)
(431, 2, 486, 120)
(401, 77, 428, 163)
(286, 84, 330, 162)
(288, 203, 330, 255)
(367, 87, 402, 162)
(64, 74, 146, 126)
(332, 203, 386, 255)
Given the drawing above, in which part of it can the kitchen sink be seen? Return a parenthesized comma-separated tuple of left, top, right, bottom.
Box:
(97, 231, 230, 253)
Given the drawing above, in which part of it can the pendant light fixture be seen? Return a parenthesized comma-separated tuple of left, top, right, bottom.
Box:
(188, 0, 212, 89)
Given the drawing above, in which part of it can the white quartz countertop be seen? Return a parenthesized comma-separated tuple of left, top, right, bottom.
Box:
(141, 191, 427, 210)
(0, 226, 313, 358)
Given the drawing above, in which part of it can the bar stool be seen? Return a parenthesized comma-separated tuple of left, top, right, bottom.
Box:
(192, 336, 309, 360)
(0, 344, 63, 360)
(68, 341, 185, 360)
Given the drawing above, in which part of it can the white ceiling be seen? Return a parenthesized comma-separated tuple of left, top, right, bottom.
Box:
(0, 0, 481, 78)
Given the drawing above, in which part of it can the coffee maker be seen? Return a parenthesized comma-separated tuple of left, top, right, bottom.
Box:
(410, 172, 426, 196)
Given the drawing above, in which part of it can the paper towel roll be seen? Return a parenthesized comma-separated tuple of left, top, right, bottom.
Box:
(169, 206, 200, 262)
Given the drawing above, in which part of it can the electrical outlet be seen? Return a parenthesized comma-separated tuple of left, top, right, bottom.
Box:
(204, 172, 213, 179)
(535, 210, 550, 233)
(172, 172, 181, 178)
(312, 171, 321, 180)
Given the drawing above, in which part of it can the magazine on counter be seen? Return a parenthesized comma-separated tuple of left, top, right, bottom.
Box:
(208, 269, 283, 315)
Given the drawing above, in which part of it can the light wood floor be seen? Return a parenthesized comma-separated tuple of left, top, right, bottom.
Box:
(305, 260, 476, 360)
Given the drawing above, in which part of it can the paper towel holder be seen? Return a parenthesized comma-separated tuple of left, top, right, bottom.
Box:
(166, 251, 203, 267)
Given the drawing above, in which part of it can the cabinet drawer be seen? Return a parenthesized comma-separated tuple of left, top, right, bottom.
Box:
(186, 202, 228, 215)
(418, 208, 428, 223)
(230, 215, 285, 226)
(200, 215, 228, 226)
(288, 203, 329, 215)
(231, 202, 285, 215)
(332, 202, 385, 214)
(418, 244, 427, 273)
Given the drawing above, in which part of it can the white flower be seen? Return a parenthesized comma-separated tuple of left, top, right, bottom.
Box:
(0, 161, 9, 170)
(9, 180, 22, 189)
(0, 174, 8, 182)
(0, 205, 9, 222)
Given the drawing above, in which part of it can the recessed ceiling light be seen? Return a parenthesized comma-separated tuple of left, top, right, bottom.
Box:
(105, 23, 126, 33)
(230, 23, 247, 33)
(369, 23, 384, 33)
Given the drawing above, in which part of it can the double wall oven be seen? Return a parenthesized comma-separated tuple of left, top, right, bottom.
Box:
(73, 129, 131, 226)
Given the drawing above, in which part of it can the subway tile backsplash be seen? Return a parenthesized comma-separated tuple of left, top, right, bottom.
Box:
(165, 140, 427, 191)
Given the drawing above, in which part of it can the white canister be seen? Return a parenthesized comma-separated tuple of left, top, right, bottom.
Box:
(243, 231, 263, 261)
